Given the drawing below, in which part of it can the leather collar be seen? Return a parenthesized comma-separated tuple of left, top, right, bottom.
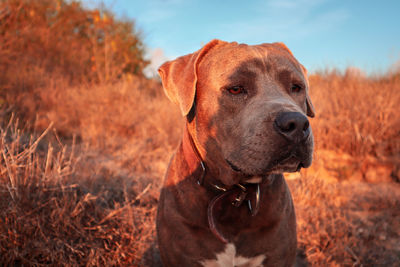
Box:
(184, 124, 266, 243)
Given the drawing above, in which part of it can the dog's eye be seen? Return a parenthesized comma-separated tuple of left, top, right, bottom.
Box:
(290, 84, 302, 93)
(228, 86, 245, 95)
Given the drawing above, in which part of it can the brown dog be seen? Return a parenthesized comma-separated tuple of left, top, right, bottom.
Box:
(157, 39, 315, 266)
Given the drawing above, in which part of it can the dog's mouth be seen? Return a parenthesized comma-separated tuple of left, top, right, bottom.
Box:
(226, 152, 310, 177)
(226, 159, 242, 172)
(267, 156, 305, 173)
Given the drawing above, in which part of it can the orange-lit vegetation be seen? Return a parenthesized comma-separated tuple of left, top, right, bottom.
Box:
(310, 70, 400, 158)
(0, 0, 147, 124)
(0, 0, 399, 266)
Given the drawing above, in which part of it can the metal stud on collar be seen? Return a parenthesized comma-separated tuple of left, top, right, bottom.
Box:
(197, 160, 206, 185)
(247, 183, 261, 216)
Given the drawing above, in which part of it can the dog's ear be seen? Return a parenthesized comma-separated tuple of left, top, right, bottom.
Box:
(306, 94, 315, 118)
(299, 65, 316, 118)
(158, 39, 224, 116)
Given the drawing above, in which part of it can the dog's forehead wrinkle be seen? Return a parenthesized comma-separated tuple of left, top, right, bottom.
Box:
(215, 48, 271, 84)
(252, 45, 271, 73)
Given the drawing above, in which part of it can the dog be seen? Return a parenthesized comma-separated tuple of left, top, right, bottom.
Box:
(156, 39, 315, 266)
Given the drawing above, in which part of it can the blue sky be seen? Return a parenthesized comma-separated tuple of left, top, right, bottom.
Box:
(86, 0, 400, 75)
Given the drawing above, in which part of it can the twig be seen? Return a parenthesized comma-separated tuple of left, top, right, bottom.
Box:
(98, 183, 153, 225)
(134, 183, 152, 201)
(2, 149, 17, 201)
(17, 122, 54, 160)
(345, 246, 362, 267)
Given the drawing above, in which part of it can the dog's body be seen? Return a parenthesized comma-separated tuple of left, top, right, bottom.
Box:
(157, 40, 315, 266)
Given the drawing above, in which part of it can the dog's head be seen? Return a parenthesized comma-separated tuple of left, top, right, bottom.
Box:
(159, 39, 315, 185)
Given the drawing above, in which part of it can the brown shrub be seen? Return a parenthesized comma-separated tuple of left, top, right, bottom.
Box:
(0, 0, 148, 123)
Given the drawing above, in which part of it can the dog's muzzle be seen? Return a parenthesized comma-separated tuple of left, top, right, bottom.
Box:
(272, 111, 312, 172)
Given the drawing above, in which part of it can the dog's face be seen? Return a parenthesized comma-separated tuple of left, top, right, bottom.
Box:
(159, 40, 315, 183)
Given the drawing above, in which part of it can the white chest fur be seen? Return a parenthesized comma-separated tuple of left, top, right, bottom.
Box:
(200, 243, 266, 267)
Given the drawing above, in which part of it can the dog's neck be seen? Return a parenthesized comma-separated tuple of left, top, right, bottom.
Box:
(182, 125, 237, 191)
(181, 126, 283, 243)
(182, 125, 273, 189)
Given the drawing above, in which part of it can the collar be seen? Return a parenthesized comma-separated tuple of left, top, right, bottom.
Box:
(184, 124, 264, 243)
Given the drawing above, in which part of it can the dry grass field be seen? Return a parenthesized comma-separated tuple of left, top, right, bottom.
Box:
(1, 71, 399, 266)
(1, 0, 400, 266)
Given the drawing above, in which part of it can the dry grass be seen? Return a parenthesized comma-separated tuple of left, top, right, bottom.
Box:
(0, 74, 183, 265)
(0, 117, 157, 265)
(289, 174, 400, 266)
(309, 69, 400, 159)
(2, 70, 400, 265)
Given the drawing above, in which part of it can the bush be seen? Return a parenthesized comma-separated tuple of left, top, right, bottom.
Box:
(0, 0, 148, 118)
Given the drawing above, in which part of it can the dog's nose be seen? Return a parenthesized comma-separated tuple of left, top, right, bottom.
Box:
(274, 112, 310, 142)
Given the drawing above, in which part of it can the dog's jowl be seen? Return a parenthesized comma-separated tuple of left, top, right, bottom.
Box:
(157, 39, 315, 267)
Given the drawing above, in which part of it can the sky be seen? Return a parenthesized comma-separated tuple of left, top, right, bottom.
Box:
(85, 0, 400, 76)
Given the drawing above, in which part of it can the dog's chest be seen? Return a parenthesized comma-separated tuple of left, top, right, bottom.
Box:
(200, 243, 266, 267)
